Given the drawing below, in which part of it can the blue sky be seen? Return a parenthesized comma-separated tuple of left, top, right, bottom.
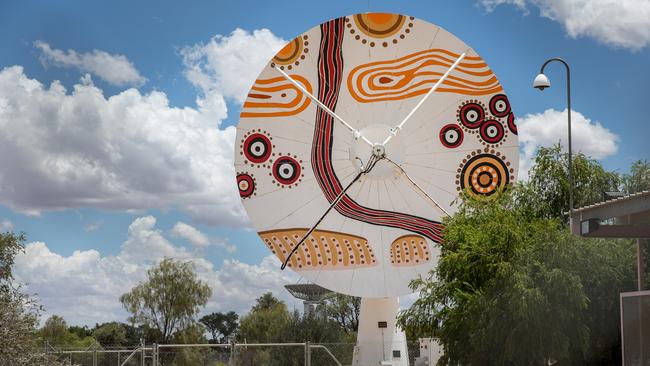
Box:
(1, 0, 648, 325)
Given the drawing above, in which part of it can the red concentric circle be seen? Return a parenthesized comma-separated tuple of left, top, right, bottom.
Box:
(272, 156, 301, 185)
(243, 133, 272, 163)
(439, 124, 464, 148)
(480, 120, 505, 144)
(489, 94, 511, 118)
(507, 112, 517, 135)
(237, 173, 255, 198)
(458, 102, 485, 129)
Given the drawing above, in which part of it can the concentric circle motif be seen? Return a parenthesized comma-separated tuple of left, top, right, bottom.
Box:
(272, 35, 308, 70)
(272, 155, 302, 186)
(458, 102, 485, 129)
(237, 173, 256, 198)
(242, 132, 272, 164)
(439, 124, 464, 148)
(457, 152, 513, 197)
(480, 120, 505, 144)
(507, 112, 518, 135)
(346, 13, 414, 47)
(489, 94, 511, 118)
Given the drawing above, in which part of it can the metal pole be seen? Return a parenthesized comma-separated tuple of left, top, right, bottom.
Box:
(638, 239, 646, 291)
(540, 58, 573, 216)
(305, 341, 311, 366)
(229, 339, 236, 366)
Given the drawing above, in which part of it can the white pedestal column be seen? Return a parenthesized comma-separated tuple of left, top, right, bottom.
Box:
(353, 297, 409, 366)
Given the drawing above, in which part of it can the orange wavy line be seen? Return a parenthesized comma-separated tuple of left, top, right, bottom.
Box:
(240, 74, 312, 118)
(348, 49, 501, 102)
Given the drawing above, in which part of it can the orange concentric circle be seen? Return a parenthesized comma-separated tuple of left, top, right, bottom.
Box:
(459, 153, 510, 197)
(353, 13, 406, 38)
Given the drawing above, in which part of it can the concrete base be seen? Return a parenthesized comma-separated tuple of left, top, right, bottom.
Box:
(352, 297, 409, 366)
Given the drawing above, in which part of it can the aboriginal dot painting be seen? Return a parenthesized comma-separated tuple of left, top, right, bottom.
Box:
(235, 14, 519, 297)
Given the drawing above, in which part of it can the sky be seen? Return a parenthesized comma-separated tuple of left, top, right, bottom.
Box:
(1, 0, 649, 326)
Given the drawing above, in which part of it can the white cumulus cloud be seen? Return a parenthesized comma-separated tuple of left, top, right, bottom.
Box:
(171, 221, 210, 247)
(13, 216, 300, 326)
(2, 28, 288, 227)
(34, 41, 147, 87)
(181, 28, 286, 104)
(171, 221, 235, 252)
(517, 108, 619, 179)
(0, 219, 14, 232)
(480, 0, 650, 50)
(0, 65, 245, 227)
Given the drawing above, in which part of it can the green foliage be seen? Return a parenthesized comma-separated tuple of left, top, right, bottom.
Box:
(0, 231, 25, 284)
(267, 310, 351, 366)
(120, 258, 212, 343)
(523, 144, 620, 220)
(39, 315, 97, 348)
(92, 322, 128, 347)
(0, 232, 70, 365)
(200, 311, 239, 343)
(236, 293, 351, 366)
(251, 292, 284, 312)
(621, 159, 650, 194)
(40, 315, 70, 345)
(323, 293, 360, 334)
(238, 293, 289, 343)
(1, 287, 69, 366)
(68, 325, 92, 339)
(169, 323, 210, 365)
(397, 190, 636, 365)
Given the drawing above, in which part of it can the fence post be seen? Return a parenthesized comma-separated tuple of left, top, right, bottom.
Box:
(305, 341, 311, 366)
(229, 339, 236, 365)
(141, 338, 145, 366)
(93, 348, 97, 366)
(153, 343, 157, 366)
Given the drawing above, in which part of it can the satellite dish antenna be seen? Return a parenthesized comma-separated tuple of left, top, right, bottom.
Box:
(235, 13, 518, 365)
(284, 283, 332, 317)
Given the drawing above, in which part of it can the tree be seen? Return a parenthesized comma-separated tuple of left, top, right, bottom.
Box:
(397, 191, 635, 365)
(38, 315, 96, 348)
(236, 294, 290, 366)
(0, 232, 67, 366)
(120, 258, 212, 343)
(237, 293, 352, 366)
(522, 144, 619, 220)
(200, 311, 239, 343)
(169, 323, 209, 365)
(238, 293, 289, 343)
(92, 322, 128, 347)
(69, 325, 92, 339)
(323, 293, 360, 333)
(0, 231, 24, 284)
(251, 292, 284, 312)
(269, 310, 351, 366)
(40, 315, 69, 346)
(622, 159, 650, 194)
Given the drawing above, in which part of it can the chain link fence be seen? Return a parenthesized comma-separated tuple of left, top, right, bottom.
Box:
(46, 342, 355, 366)
(46, 346, 154, 366)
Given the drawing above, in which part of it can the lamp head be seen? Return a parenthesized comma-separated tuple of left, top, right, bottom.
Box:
(533, 73, 550, 91)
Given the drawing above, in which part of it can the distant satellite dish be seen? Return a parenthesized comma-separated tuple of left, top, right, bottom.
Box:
(235, 13, 518, 364)
(284, 283, 332, 303)
(285, 283, 332, 317)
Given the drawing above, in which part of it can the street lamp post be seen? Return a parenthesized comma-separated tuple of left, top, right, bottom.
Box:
(533, 58, 574, 217)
